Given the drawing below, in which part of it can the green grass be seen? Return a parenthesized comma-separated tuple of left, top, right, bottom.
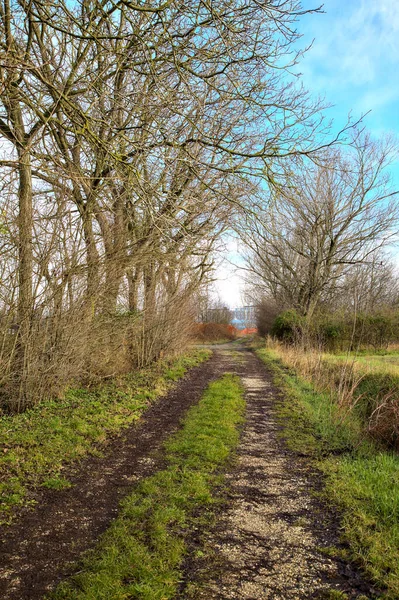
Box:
(49, 373, 245, 600)
(258, 348, 399, 599)
(0, 349, 211, 524)
(264, 345, 399, 444)
(41, 476, 72, 491)
(319, 351, 399, 439)
(325, 352, 399, 377)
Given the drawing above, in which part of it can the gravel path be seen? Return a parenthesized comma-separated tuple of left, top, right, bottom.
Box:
(183, 345, 376, 599)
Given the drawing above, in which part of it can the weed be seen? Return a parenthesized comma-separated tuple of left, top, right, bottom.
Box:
(318, 546, 350, 560)
(319, 590, 349, 600)
(318, 591, 349, 600)
(41, 477, 72, 491)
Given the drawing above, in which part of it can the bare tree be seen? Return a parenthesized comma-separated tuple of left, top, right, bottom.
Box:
(331, 252, 399, 314)
(241, 133, 399, 319)
(0, 0, 354, 409)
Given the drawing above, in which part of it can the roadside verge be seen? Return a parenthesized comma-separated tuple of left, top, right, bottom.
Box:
(0, 349, 210, 524)
(258, 348, 399, 600)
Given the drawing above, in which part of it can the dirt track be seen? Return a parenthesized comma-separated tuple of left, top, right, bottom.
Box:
(0, 344, 377, 599)
(0, 353, 223, 600)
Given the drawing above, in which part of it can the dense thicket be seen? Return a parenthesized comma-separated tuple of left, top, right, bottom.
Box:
(268, 308, 399, 351)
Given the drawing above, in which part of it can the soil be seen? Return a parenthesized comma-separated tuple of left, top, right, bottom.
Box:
(0, 343, 380, 600)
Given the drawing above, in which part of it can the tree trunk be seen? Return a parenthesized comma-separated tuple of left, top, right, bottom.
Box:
(15, 144, 33, 406)
(82, 208, 100, 319)
(17, 146, 33, 329)
(143, 263, 156, 317)
(101, 197, 126, 314)
(127, 267, 140, 313)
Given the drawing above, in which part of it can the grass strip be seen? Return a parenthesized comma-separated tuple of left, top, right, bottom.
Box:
(50, 373, 245, 600)
(0, 349, 210, 524)
(257, 348, 399, 600)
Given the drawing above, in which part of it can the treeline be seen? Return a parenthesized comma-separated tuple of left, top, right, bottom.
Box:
(0, 0, 330, 411)
(268, 308, 399, 351)
(255, 246, 399, 351)
(256, 276, 399, 352)
(243, 136, 399, 351)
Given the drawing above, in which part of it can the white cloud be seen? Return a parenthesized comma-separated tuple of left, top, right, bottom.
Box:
(214, 263, 244, 308)
(300, 0, 399, 94)
(213, 235, 246, 308)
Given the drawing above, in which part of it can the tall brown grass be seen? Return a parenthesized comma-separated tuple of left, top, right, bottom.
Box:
(0, 294, 196, 413)
(266, 337, 399, 450)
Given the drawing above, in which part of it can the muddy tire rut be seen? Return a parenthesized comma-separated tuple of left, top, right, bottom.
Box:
(0, 354, 224, 600)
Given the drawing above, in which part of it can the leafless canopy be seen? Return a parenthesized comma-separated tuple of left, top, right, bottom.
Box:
(0, 0, 348, 409)
(240, 133, 399, 319)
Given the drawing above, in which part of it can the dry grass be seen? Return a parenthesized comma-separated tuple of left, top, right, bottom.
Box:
(326, 353, 399, 377)
(0, 295, 197, 413)
(265, 338, 399, 449)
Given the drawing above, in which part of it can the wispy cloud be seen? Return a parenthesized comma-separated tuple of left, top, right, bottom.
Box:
(299, 0, 399, 97)
(295, 0, 399, 149)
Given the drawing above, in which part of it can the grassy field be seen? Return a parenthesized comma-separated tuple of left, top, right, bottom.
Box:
(50, 373, 245, 600)
(0, 349, 210, 524)
(324, 351, 399, 377)
(258, 347, 399, 599)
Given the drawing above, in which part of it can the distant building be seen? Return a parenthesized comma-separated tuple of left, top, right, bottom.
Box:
(231, 306, 256, 330)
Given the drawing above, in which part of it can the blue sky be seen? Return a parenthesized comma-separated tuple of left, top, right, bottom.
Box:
(216, 0, 399, 307)
(298, 0, 399, 176)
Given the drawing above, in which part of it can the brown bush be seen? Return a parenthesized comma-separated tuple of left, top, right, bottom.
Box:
(368, 394, 399, 450)
(0, 292, 197, 413)
(192, 322, 237, 342)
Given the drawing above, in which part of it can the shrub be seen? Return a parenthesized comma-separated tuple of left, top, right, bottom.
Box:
(256, 298, 280, 337)
(309, 311, 399, 352)
(271, 309, 305, 343)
